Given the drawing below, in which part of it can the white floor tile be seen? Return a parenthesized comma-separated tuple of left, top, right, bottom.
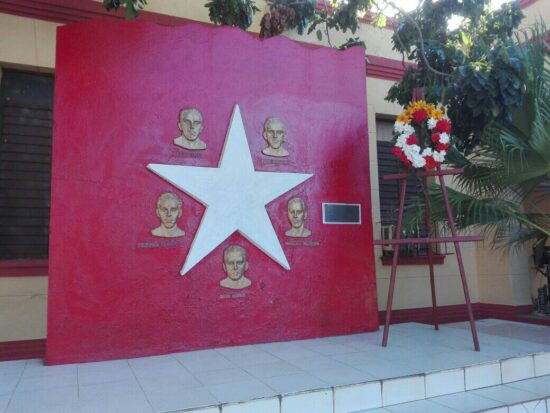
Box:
(472, 384, 540, 405)
(134, 362, 196, 381)
(430, 391, 504, 412)
(281, 389, 333, 413)
(508, 399, 547, 413)
(207, 380, 277, 404)
(21, 362, 77, 379)
(534, 353, 550, 377)
(194, 368, 255, 386)
(305, 342, 360, 356)
(258, 342, 320, 360)
(334, 381, 381, 413)
(78, 377, 144, 401)
(0, 376, 19, 397)
(479, 408, 508, 413)
(215, 346, 281, 367)
(385, 399, 459, 413)
(137, 371, 203, 393)
(182, 408, 220, 413)
(465, 362, 501, 390)
(359, 361, 421, 380)
(262, 373, 330, 394)
(332, 350, 390, 367)
(506, 375, 550, 398)
(288, 355, 350, 372)
(0, 361, 26, 376)
(7, 400, 81, 413)
(15, 371, 76, 392)
(502, 356, 535, 383)
(310, 366, 374, 387)
(7, 385, 78, 412)
(146, 385, 218, 412)
(221, 397, 279, 413)
(79, 392, 153, 413)
(382, 375, 425, 406)
(425, 368, 465, 398)
(241, 361, 301, 379)
(173, 350, 236, 373)
(0, 394, 11, 413)
(77, 359, 135, 386)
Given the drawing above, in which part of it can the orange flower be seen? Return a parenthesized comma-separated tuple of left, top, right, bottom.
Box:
(396, 113, 410, 123)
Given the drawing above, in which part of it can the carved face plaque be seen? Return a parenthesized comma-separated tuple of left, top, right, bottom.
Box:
(285, 197, 311, 238)
(220, 245, 251, 289)
(174, 108, 206, 150)
(262, 117, 289, 157)
(152, 193, 185, 238)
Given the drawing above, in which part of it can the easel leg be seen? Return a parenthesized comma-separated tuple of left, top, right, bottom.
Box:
(382, 178, 407, 347)
(438, 175, 480, 351)
(422, 176, 439, 330)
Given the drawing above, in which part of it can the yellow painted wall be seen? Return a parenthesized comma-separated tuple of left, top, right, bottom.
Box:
(0, 13, 58, 70)
(521, 0, 550, 27)
(0, 278, 47, 341)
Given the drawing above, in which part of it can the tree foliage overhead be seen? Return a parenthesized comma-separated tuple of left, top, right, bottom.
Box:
(102, 0, 529, 156)
(205, 0, 259, 30)
(387, 0, 526, 153)
(406, 24, 550, 252)
(102, 0, 147, 20)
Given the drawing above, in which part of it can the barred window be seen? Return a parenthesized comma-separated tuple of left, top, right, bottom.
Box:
(0, 70, 54, 260)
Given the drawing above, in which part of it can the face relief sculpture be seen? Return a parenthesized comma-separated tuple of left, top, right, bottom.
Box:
(262, 117, 289, 157)
(174, 108, 206, 150)
(220, 245, 251, 290)
(151, 193, 186, 238)
(285, 197, 311, 238)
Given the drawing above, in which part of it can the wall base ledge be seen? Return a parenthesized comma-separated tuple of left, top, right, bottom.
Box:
(0, 303, 544, 362)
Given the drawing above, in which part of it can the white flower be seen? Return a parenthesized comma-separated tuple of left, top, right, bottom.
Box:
(403, 144, 421, 156)
(427, 117, 437, 129)
(394, 121, 406, 133)
(421, 147, 433, 157)
(439, 133, 450, 144)
(411, 153, 426, 168)
(396, 133, 409, 147)
(433, 150, 447, 163)
(403, 124, 415, 135)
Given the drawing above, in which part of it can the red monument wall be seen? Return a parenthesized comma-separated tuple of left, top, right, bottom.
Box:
(46, 19, 377, 364)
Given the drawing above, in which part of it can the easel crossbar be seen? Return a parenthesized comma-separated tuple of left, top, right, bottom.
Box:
(374, 235, 483, 245)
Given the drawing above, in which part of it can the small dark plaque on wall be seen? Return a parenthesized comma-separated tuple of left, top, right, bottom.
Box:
(322, 203, 361, 224)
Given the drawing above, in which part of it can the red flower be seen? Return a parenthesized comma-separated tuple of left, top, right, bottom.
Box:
(412, 109, 428, 124)
(424, 156, 440, 170)
(436, 143, 449, 152)
(392, 147, 403, 157)
(402, 159, 413, 169)
(431, 133, 441, 143)
(406, 135, 417, 145)
(435, 119, 451, 134)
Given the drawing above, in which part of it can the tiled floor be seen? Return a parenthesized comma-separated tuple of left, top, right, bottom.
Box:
(363, 375, 550, 412)
(0, 319, 549, 413)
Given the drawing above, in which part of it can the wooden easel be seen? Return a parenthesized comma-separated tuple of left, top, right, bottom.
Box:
(374, 168, 482, 351)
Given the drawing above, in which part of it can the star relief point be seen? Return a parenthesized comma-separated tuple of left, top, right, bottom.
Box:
(147, 104, 313, 275)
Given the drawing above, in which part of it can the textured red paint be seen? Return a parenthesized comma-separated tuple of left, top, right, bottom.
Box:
(46, 20, 378, 364)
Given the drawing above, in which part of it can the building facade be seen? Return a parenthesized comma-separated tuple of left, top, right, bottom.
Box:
(0, 0, 547, 359)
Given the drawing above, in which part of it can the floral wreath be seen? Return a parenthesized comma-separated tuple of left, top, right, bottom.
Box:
(391, 100, 451, 170)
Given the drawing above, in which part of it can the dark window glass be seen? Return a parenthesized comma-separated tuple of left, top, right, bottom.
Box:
(0, 70, 54, 259)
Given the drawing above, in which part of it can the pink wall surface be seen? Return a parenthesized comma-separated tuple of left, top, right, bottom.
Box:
(46, 19, 377, 364)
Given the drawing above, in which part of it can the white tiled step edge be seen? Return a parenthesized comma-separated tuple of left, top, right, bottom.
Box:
(360, 375, 550, 413)
(175, 352, 550, 413)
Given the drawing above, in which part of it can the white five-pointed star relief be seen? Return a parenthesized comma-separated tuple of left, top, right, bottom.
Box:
(147, 104, 313, 275)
